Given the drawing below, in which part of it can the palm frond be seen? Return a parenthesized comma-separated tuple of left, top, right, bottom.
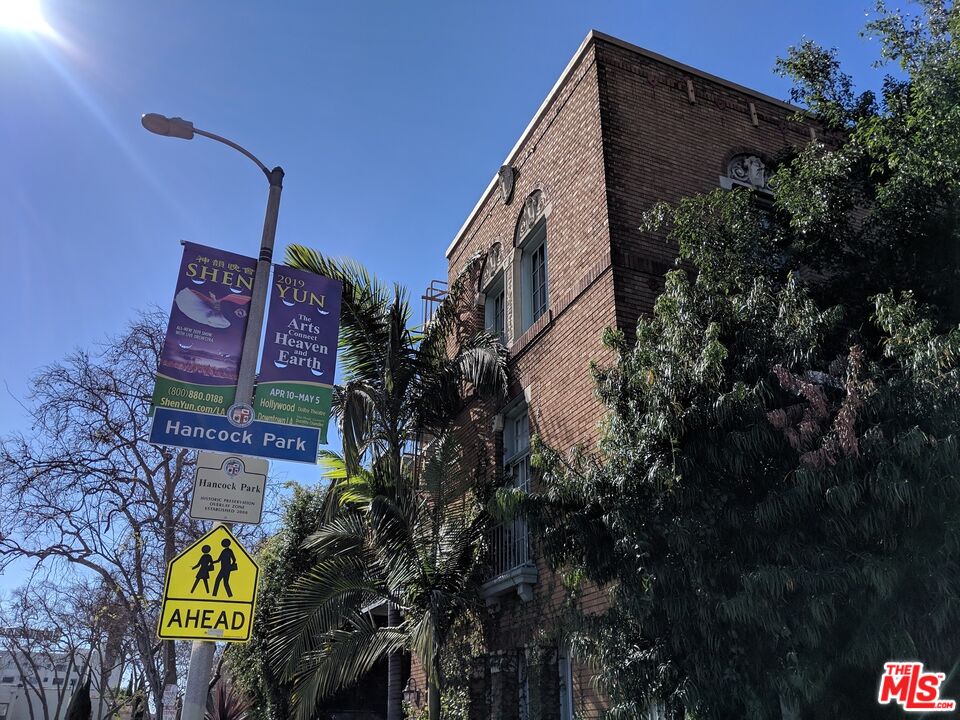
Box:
(419, 250, 486, 350)
(451, 331, 510, 399)
(332, 381, 377, 474)
(412, 331, 509, 432)
(420, 432, 464, 502)
(285, 247, 392, 384)
(318, 450, 377, 517)
(287, 614, 409, 720)
(407, 610, 439, 684)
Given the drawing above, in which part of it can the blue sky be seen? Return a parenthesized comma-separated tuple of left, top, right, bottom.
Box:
(0, 0, 888, 585)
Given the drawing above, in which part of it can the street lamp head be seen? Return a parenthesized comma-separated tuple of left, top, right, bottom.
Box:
(141, 113, 195, 140)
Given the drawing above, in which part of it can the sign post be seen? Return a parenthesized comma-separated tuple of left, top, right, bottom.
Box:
(144, 119, 340, 720)
(175, 163, 284, 720)
(150, 406, 320, 463)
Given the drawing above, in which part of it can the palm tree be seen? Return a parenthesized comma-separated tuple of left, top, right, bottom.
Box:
(287, 245, 507, 475)
(268, 433, 493, 720)
(284, 246, 508, 720)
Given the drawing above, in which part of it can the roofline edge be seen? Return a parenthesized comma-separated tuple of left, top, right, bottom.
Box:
(444, 30, 597, 259)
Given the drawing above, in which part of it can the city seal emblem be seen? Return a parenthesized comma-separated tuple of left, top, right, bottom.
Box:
(227, 403, 254, 428)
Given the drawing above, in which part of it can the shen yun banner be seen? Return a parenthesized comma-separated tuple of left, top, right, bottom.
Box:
(151, 242, 257, 416)
(253, 265, 342, 442)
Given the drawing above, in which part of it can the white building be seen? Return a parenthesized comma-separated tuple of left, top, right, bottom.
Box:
(0, 649, 119, 720)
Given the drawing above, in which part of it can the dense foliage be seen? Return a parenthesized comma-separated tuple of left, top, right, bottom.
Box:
(228, 484, 328, 720)
(268, 435, 494, 720)
(528, 3, 960, 718)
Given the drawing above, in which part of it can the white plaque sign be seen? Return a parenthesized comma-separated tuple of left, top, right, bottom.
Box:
(162, 684, 179, 720)
(190, 452, 267, 524)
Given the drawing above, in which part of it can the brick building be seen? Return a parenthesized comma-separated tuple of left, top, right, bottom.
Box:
(429, 30, 816, 720)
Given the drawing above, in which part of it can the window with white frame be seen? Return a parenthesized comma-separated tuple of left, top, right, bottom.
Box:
(484, 272, 506, 344)
(514, 190, 549, 336)
(504, 405, 530, 494)
(519, 220, 548, 332)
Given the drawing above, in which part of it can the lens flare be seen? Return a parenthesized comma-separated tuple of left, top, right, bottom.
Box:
(0, 0, 53, 35)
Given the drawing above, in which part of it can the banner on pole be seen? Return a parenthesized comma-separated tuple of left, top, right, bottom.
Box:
(151, 242, 257, 416)
(253, 265, 341, 442)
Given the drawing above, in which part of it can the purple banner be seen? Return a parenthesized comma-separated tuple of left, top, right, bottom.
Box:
(151, 242, 257, 416)
(253, 265, 341, 439)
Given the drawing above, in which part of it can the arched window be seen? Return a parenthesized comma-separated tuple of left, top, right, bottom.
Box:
(481, 242, 506, 344)
(514, 190, 548, 334)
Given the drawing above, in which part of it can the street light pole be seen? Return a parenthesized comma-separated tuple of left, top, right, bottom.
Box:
(141, 113, 282, 720)
(236, 164, 283, 408)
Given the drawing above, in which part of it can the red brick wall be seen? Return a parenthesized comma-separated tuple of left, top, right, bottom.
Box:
(444, 39, 617, 720)
(594, 37, 815, 335)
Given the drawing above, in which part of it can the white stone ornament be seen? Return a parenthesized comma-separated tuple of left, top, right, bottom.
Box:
(728, 154, 771, 191)
(498, 165, 516, 204)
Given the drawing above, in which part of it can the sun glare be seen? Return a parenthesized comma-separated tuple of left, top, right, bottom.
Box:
(0, 0, 52, 35)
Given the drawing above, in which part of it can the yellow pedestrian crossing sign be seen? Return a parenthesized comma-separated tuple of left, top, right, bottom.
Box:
(157, 525, 259, 642)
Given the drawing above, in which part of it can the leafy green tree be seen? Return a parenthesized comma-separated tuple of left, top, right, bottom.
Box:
(285, 247, 509, 720)
(268, 434, 494, 720)
(526, 3, 960, 718)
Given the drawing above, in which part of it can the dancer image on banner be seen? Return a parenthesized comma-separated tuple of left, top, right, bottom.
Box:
(190, 545, 215, 594)
(212, 538, 238, 598)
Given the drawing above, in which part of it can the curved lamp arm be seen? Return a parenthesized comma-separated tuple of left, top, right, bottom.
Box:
(141, 113, 272, 180)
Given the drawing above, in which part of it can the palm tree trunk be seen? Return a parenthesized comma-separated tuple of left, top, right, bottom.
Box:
(386, 602, 403, 720)
(428, 677, 441, 720)
(386, 438, 405, 720)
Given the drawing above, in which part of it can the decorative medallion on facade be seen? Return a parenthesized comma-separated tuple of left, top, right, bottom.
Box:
(727, 154, 771, 191)
(514, 189, 546, 246)
(498, 165, 516, 205)
(481, 242, 503, 289)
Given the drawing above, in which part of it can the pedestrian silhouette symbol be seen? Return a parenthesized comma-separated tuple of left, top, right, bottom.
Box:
(190, 545, 215, 594)
(212, 538, 237, 598)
